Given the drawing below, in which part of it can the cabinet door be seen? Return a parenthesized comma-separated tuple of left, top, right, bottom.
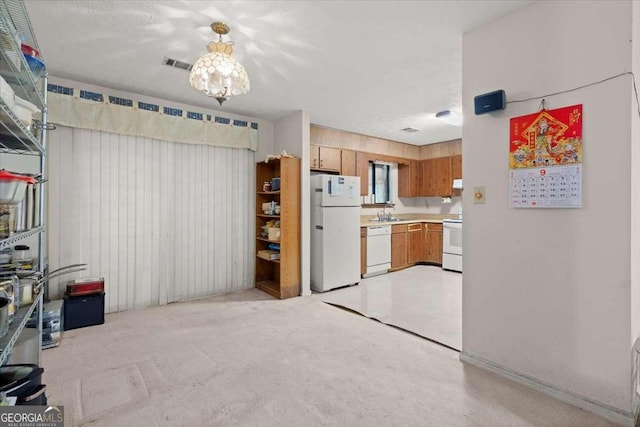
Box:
(310, 145, 320, 170)
(319, 146, 341, 171)
(356, 152, 370, 196)
(424, 223, 443, 264)
(360, 228, 366, 276)
(397, 162, 412, 198)
(341, 150, 357, 176)
(423, 157, 452, 197)
(412, 160, 424, 197)
(408, 223, 424, 263)
(391, 231, 408, 268)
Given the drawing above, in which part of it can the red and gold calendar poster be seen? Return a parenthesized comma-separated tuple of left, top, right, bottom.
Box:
(509, 104, 582, 208)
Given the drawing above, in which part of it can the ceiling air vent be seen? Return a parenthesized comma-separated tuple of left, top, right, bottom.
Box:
(162, 56, 193, 72)
(401, 127, 419, 133)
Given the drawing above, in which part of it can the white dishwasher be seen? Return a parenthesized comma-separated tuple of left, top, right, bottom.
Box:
(365, 225, 391, 277)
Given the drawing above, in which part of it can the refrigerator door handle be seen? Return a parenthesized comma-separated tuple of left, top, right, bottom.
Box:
(315, 225, 323, 230)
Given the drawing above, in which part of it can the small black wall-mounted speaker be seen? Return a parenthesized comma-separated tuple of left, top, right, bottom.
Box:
(474, 90, 506, 115)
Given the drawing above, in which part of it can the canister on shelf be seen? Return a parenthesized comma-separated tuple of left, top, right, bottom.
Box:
(11, 245, 30, 262)
(268, 227, 280, 242)
(0, 278, 16, 323)
(18, 278, 35, 305)
(270, 177, 280, 191)
(263, 181, 271, 192)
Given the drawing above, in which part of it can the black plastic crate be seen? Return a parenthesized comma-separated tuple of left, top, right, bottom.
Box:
(64, 292, 105, 330)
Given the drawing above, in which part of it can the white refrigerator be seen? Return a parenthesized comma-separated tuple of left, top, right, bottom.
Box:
(310, 174, 361, 292)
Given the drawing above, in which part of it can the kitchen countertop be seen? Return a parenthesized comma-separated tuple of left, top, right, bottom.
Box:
(360, 214, 459, 227)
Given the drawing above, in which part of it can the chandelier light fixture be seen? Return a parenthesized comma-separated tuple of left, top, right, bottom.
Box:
(189, 22, 250, 106)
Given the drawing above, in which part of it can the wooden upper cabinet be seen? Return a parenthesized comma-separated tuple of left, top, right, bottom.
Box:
(356, 152, 370, 196)
(319, 146, 341, 171)
(341, 150, 357, 176)
(397, 162, 412, 198)
(451, 154, 462, 179)
(399, 161, 423, 198)
(422, 157, 453, 197)
(451, 154, 462, 197)
(310, 145, 341, 172)
(412, 160, 424, 197)
(310, 145, 320, 170)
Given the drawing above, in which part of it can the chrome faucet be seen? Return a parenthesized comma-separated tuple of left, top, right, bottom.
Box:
(378, 204, 393, 221)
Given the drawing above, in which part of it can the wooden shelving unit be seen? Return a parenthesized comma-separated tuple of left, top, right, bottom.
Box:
(255, 157, 300, 299)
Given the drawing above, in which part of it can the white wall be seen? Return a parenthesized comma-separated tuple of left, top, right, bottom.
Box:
(631, 1, 640, 417)
(463, 0, 634, 418)
(274, 111, 311, 296)
(254, 119, 274, 163)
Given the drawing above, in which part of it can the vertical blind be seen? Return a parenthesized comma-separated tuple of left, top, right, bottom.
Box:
(47, 126, 255, 313)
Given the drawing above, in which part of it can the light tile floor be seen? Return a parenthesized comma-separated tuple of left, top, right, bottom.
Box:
(314, 265, 462, 350)
(42, 289, 615, 426)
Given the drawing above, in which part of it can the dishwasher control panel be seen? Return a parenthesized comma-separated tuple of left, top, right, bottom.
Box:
(367, 225, 391, 236)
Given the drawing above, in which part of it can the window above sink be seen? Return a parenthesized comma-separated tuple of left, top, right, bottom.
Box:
(368, 161, 392, 204)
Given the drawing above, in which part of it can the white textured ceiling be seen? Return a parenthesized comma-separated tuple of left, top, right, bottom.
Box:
(24, 1, 531, 145)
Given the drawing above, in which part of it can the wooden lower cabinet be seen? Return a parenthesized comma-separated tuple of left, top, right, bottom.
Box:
(391, 224, 409, 269)
(360, 227, 367, 276)
(407, 223, 424, 264)
(424, 223, 443, 265)
(387, 222, 445, 272)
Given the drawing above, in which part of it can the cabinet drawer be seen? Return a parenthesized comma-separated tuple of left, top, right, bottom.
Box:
(427, 223, 443, 232)
(392, 224, 408, 234)
(407, 223, 422, 232)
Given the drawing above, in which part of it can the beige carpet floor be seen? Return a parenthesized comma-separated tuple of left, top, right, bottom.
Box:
(42, 289, 616, 426)
(314, 265, 462, 350)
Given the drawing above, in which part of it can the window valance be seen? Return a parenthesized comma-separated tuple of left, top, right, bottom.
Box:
(45, 84, 258, 151)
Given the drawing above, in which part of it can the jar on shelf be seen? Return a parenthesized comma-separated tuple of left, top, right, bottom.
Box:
(263, 181, 271, 192)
